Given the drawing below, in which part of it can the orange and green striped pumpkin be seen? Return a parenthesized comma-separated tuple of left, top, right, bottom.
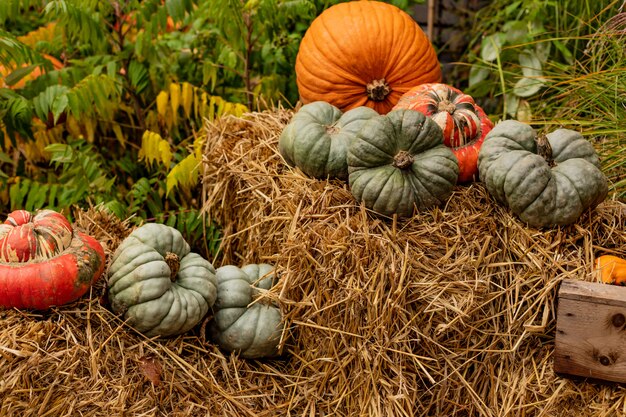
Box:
(394, 83, 493, 182)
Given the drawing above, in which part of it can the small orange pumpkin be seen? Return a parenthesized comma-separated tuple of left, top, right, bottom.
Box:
(596, 255, 626, 285)
(295, 1, 441, 114)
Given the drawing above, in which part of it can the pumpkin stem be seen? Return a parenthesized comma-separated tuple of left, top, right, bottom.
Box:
(393, 150, 414, 169)
(165, 252, 180, 282)
(536, 133, 555, 167)
(325, 123, 340, 134)
(437, 99, 456, 114)
(366, 79, 391, 102)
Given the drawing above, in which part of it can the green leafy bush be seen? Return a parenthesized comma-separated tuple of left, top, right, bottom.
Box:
(1, 0, 427, 254)
(464, 0, 626, 199)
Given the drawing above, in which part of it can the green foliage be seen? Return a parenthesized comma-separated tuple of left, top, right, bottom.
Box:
(465, 0, 623, 117)
(464, 0, 626, 200)
(0, 0, 426, 255)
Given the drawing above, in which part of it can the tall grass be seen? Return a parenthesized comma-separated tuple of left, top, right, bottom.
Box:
(465, 0, 626, 200)
(536, 12, 626, 199)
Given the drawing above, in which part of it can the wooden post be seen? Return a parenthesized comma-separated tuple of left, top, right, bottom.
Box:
(555, 279, 626, 382)
(427, 0, 435, 42)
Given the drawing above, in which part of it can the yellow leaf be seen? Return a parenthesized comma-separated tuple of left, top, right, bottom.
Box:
(158, 139, 172, 167)
(234, 103, 248, 117)
(84, 118, 96, 143)
(166, 153, 200, 196)
(17, 23, 59, 47)
(112, 123, 126, 148)
(208, 95, 216, 121)
(169, 83, 181, 113)
(169, 82, 181, 125)
(139, 131, 171, 168)
(193, 134, 206, 159)
(156, 91, 169, 119)
(181, 82, 193, 118)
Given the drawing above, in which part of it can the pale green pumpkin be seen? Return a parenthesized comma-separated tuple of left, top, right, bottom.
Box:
(478, 120, 608, 227)
(279, 101, 379, 180)
(209, 263, 283, 359)
(107, 223, 217, 337)
(347, 109, 459, 217)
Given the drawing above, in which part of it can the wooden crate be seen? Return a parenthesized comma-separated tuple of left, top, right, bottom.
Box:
(555, 279, 626, 382)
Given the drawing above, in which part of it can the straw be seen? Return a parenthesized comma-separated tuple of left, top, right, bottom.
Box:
(0, 110, 624, 416)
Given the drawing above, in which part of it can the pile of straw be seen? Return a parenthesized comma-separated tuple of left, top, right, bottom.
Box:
(0, 109, 624, 416)
(201, 109, 626, 416)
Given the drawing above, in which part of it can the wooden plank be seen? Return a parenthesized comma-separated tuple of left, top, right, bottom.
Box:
(558, 278, 626, 308)
(554, 279, 626, 382)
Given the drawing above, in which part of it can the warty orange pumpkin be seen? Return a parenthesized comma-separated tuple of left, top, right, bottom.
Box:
(295, 1, 441, 114)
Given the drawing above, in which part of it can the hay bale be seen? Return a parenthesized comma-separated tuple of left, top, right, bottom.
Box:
(0, 207, 297, 416)
(201, 109, 626, 416)
(0, 111, 623, 417)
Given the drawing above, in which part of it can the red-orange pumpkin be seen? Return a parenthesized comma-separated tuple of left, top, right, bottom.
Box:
(394, 83, 493, 182)
(295, 1, 441, 114)
(0, 209, 105, 310)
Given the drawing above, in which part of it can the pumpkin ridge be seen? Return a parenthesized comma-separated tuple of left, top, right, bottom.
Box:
(108, 246, 164, 287)
(375, 169, 405, 214)
(554, 161, 608, 208)
(74, 232, 105, 287)
(216, 307, 246, 329)
(552, 168, 585, 209)
(110, 258, 171, 295)
(404, 167, 428, 197)
(135, 290, 177, 334)
(113, 273, 170, 305)
(408, 156, 447, 204)
(366, 168, 398, 213)
(307, 18, 367, 85)
(503, 154, 551, 212)
(162, 285, 188, 332)
(359, 133, 396, 161)
(129, 291, 177, 333)
(413, 150, 459, 188)
(241, 306, 263, 350)
(383, 15, 433, 83)
(251, 305, 267, 349)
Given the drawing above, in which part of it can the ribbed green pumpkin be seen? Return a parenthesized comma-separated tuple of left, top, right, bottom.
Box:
(478, 120, 608, 227)
(347, 109, 459, 217)
(107, 223, 217, 337)
(279, 101, 378, 180)
(209, 264, 283, 359)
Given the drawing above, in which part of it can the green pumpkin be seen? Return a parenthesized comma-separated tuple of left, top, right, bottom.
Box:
(279, 101, 379, 180)
(209, 264, 283, 359)
(478, 120, 608, 227)
(107, 223, 217, 337)
(347, 109, 459, 217)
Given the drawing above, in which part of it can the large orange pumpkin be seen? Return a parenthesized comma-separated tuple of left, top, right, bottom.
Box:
(295, 1, 441, 114)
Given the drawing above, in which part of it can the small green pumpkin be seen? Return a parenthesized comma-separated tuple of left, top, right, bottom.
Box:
(107, 223, 217, 337)
(478, 120, 608, 227)
(279, 101, 378, 180)
(347, 109, 459, 217)
(209, 264, 283, 359)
